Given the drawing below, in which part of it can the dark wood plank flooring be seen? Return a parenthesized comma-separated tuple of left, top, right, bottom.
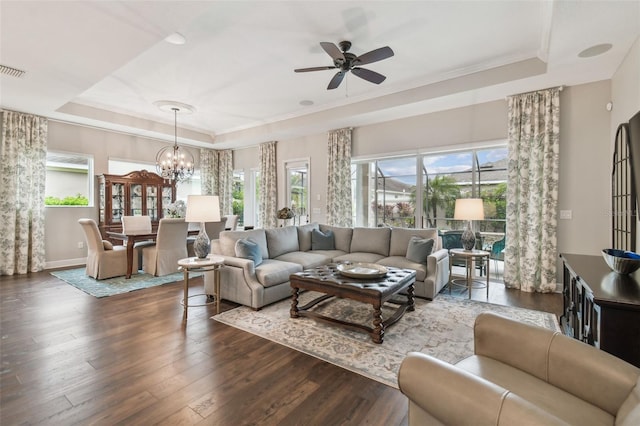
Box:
(1, 270, 561, 425)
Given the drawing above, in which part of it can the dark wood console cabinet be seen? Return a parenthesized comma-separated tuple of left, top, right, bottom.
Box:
(560, 253, 640, 367)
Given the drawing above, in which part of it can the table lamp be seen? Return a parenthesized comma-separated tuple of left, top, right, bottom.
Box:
(454, 198, 485, 251)
(185, 195, 221, 258)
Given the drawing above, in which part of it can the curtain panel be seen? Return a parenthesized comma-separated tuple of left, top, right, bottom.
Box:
(217, 149, 233, 216)
(504, 87, 561, 293)
(258, 141, 278, 229)
(200, 148, 233, 215)
(0, 110, 48, 275)
(326, 128, 353, 227)
(200, 148, 219, 196)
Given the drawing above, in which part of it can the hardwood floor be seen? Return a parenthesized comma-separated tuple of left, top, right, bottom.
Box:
(1, 270, 562, 425)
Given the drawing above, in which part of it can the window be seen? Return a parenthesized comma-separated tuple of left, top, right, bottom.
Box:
(45, 151, 93, 206)
(232, 170, 245, 227)
(352, 144, 507, 233)
(285, 160, 309, 223)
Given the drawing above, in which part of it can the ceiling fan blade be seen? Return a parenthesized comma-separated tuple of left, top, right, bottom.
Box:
(294, 66, 336, 73)
(320, 42, 345, 61)
(355, 46, 394, 66)
(351, 67, 386, 84)
(327, 71, 346, 90)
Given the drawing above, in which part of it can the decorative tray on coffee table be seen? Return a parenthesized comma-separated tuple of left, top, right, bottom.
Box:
(336, 262, 388, 279)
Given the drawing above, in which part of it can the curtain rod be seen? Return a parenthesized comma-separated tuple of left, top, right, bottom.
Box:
(505, 85, 564, 100)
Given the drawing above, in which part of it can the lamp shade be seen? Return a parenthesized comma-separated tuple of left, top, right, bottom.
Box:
(454, 198, 485, 221)
(184, 195, 221, 223)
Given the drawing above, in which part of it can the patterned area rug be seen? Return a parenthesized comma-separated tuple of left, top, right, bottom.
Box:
(50, 268, 197, 298)
(213, 291, 560, 388)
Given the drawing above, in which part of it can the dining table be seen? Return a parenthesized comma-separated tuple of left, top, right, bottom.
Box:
(107, 230, 198, 279)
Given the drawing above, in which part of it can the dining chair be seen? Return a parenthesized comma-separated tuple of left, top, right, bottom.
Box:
(489, 236, 506, 275)
(78, 218, 135, 279)
(224, 214, 238, 231)
(122, 215, 154, 272)
(141, 218, 188, 276)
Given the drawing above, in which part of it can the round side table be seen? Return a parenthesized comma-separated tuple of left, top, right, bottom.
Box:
(178, 256, 224, 319)
(448, 248, 490, 299)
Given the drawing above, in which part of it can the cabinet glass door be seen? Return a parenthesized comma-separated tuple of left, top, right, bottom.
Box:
(162, 187, 173, 218)
(111, 183, 125, 223)
(147, 185, 158, 221)
(99, 182, 105, 224)
(131, 184, 143, 216)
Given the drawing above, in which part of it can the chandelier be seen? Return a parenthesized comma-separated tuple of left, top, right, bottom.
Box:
(155, 102, 195, 183)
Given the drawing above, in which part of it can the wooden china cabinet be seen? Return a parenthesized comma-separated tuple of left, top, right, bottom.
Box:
(98, 170, 175, 240)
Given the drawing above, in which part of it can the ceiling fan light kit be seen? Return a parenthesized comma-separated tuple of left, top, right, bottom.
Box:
(295, 40, 394, 90)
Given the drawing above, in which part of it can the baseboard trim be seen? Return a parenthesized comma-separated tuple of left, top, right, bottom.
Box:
(45, 258, 86, 270)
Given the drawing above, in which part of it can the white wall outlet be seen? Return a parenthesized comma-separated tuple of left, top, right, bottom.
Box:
(77, 241, 84, 249)
(560, 210, 572, 220)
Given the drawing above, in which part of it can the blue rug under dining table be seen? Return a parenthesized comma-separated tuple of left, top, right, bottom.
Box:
(50, 268, 200, 298)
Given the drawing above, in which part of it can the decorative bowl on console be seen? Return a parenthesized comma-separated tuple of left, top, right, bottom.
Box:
(602, 248, 640, 274)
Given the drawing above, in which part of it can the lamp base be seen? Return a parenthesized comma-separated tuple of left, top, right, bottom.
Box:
(461, 221, 475, 251)
(193, 225, 210, 259)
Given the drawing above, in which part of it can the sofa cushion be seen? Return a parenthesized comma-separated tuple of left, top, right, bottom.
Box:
(308, 249, 348, 260)
(220, 229, 269, 258)
(235, 238, 263, 266)
(406, 236, 435, 264)
(311, 228, 335, 250)
(274, 251, 332, 269)
(389, 227, 439, 256)
(378, 256, 427, 281)
(350, 227, 391, 256)
(265, 226, 300, 258)
(617, 376, 640, 426)
(297, 222, 319, 251)
(255, 259, 303, 287)
(334, 252, 385, 263)
(456, 355, 615, 425)
(319, 225, 353, 252)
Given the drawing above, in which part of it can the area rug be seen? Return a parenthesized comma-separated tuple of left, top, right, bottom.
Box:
(50, 268, 198, 298)
(213, 292, 560, 388)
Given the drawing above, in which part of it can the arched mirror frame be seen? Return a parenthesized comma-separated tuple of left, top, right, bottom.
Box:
(612, 123, 636, 251)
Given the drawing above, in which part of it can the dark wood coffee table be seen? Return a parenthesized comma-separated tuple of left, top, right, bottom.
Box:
(289, 264, 416, 344)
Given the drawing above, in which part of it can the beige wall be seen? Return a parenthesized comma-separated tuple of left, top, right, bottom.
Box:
(44, 77, 627, 270)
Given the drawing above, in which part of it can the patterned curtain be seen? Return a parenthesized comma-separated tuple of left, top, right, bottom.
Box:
(200, 148, 219, 196)
(200, 148, 233, 215)
(218, 149, 233, 215)
(326, 128, 353, 227)
(258, 141, 277, 229)
(504, 87, 561, 292)
(0, 110, 48, 275)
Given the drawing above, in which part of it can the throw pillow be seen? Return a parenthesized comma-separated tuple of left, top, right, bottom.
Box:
(311, 228, 335, 250)
(406, 236, 435, 264)
(235, 238, 263, 266)
(102, 240, 113, 250)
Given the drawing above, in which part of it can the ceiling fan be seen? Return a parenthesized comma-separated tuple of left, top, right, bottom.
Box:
(295, 40, 394, 90)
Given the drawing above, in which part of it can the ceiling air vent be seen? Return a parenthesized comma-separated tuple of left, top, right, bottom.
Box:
(0, 64, 26, 78)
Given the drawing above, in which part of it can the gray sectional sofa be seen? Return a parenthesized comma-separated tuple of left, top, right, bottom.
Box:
(203, 223, 450, 309)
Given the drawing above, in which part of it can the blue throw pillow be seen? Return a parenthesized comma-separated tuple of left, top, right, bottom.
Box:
(311, 229, 335, 250)
(406, 236, 435, 264)
(235, 238, 263, 266)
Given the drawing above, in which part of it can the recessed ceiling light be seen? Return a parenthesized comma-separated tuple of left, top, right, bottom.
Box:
(154, 100, 196, 114)
(300, 100, 314, 106)
(578, 43, 612, 58)
(165, 32, 186, 45)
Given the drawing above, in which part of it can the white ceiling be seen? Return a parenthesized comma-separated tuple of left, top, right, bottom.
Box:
(1, 1, 638, 149)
